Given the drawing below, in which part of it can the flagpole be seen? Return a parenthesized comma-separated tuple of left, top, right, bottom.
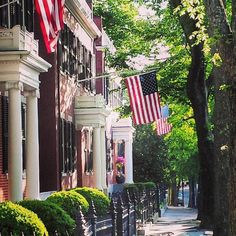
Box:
(76, 69, 157, 83)
(77, 72, 117, 83)
(122, 70, 157, 78)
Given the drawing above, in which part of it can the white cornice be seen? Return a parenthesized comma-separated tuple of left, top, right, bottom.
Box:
(74, 94, 110, 128)
(0, 50, 51, 90)
(65, 0, 101, 39)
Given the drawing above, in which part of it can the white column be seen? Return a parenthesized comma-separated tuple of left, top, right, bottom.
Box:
(125, 140, 133, 183)
(93, 127, 102, 189)
(25, 90, 40, 199)
(100, 127, 107, 190)
(8, 82, 23, 201)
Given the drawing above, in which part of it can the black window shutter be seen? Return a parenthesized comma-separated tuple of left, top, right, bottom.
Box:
(60, 118, 65, 173)
(2, 96, 8, 174)
(21, 103, 26, 170)
(71, 123, 76, 172)
(64, 121, 69, 173)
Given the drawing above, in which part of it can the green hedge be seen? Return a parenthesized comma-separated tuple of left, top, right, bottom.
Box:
(18, 199, 76, 235)
(123, 183, 139, 193)
(72, 187, 110, 216)
(124, 182, 156, 192)
(46, 190, 89, 219)
(142, 182, 156, 189)
(0, 201, 48, 236)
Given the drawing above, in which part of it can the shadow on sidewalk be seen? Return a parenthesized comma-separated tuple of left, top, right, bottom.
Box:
(138, 206, 213, 236)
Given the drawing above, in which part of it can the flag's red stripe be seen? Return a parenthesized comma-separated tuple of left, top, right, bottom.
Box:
(135, 76, 148, 124)
(126, 77, 138, 125)
(132, 76, 144, 125)
(156, 118, 172, 135)
(35, 0, 64, 53)
(144, 95, 152, 123)
(153, 92, 161, 120)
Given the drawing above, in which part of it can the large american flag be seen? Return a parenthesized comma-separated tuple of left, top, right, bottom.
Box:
(126, 71, 161, 125)
(35, 0, 64, 53)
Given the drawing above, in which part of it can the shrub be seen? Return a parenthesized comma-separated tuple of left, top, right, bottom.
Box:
(18, 199, 76, 235)
(135, 182, 146, 191)
(124, 182, 156, 193)
(0, 201, 48, 236)
(72, 187, 110, 216)
(46, 190, 89, 219)
(143, 182, 156, 190)
(124, 183, 139, 193)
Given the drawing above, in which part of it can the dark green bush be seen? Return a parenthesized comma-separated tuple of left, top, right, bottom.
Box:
(72, 187, 110, 216)
(143, 182, 156, 190)
(0, 201, 48, 236)
(124, 183, 139, 193)
(18, 199, 76, 235)
(135, 182, 146, 191)
(46, 190, 89, 219)
(124, 182, 156, 193)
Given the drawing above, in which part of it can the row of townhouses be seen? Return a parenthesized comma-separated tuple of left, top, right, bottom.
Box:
(0, 0, 135, 202)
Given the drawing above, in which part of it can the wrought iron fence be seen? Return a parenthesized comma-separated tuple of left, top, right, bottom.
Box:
(0, 188, 159, 236)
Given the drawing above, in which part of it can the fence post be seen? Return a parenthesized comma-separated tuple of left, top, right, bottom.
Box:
(124, 189, 130, 236)
(141, 190, 145, 224)
(89, 200, 97, 236)
(75, 206, 87, 236)
(116, 194, 124, 236)
(131, 191, 137, 236)
(110, 198, 117, 236)
(156, 186, 161, 217)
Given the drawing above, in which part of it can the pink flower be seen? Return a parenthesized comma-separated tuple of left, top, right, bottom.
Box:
(116, 156, 124, 163)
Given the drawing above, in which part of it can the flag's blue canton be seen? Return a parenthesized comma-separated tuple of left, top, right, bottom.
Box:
(140, 72, 158, 96)
(161, 105, 169, 118)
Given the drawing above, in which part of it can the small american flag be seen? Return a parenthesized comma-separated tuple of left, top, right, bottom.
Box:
(126, 71, 161, 125)
(156, 117, 172, 135)
(35, 0, 64, 53)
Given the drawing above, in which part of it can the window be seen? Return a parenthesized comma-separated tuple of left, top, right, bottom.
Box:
(84, 129, 93, 173)
(1, 96, 26, 173)
(60, 119, 76, 173)
(117, 140, 125, 157)
(106, 137, 112, 172)
(58, 24, 95, 92)
(0, 0, 34, 31)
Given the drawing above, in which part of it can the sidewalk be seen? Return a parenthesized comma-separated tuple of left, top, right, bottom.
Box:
(138, 207, 213, 236)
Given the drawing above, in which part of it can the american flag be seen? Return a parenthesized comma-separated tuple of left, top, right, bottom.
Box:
(35, 0, 64, 53)
(156, 117, 172, 136)
(126, 71, 161, 125)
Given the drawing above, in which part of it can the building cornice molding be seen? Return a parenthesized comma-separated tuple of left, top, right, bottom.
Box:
(65, 0, 101, 39)
(0, 26, 51, 91)
(74, 94, 110, 129)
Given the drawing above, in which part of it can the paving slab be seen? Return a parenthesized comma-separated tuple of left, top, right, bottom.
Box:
(140, 207, 213, 236)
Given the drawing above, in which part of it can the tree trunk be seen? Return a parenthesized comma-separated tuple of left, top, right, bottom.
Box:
(202, 1, 236, 234)
(212, 42, 236, 236)
(168, 180, 178, 206)
(187, 44, 214, 228)
(188, 177, 196, 208)
(169, 0, 215, 228)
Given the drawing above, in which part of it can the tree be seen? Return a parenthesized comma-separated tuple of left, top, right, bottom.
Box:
(132, 124, 169, 185)
(94, 0, 215, 228)
(94, 0, 153, 68)
(164, 103, 199, 207)
(201, 1, 236, 235)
